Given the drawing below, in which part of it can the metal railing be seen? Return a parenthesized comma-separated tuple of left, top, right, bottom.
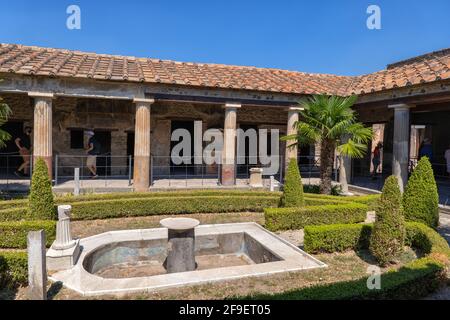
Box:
(150, 155, 285, 187)
(0, 152, 33, 192)
(54, 154, 133, 187)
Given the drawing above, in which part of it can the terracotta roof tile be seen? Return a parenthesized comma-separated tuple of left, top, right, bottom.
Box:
(0, 44, 449, 97)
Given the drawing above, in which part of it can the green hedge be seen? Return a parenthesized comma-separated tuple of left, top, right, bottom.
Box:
(0, 220, 56, 249)
(242, 221, 449, 300)
(304, 221, 450, 257)
(0, 207, 28, 222)
(240, 257, 445, 300)
(70, 196, 280, 221)
(304, 224, 373, 253)
(264, 203, 368, 231)
(0, 251, 27, 289)
(0, 190, 378, 223)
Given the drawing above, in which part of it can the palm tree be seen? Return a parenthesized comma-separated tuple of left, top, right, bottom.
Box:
(282, 95, 372, 194)
(0, 95, 11, 148)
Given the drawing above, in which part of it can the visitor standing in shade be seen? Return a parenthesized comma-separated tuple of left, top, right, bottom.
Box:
(14, 126, 32, 177)
(85, 131, 100, 179)
(445, 145, 450, 178)
(371, 142, 383, 180)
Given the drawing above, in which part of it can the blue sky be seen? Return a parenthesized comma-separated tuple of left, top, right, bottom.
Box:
(0, 0, 449, 76)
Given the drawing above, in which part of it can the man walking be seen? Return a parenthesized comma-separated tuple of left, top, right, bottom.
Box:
(14, 126, 32, 177)
(85, 130, 100, 179)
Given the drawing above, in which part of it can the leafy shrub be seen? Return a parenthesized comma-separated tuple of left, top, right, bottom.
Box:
(369, 176, 406, 265)
(303, 184, 341, 196)
(0, 207, 28, 222)
(69, 196, 279, 220)
(0, 251, 28, 289)
(304, 221, 449, 257)
(304, 224, 373, 253)
(264, 221, 449, 300)
(403, 157, 439, 228)
(0, 220, 56, 249)
(264, 203, 368, 231)
(240, 257, 445, 300)
(280, 159, 304, 207)
(28, 159, 55, 220)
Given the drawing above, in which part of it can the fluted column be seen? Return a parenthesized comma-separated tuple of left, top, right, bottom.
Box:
(389, 103, 413, 192)
(29, 92, 54, 178)
(53, 205, 76, 250)
(221, 102, 241, 186)
(285, 107, 303, 169)
(133, 98, 154, 192)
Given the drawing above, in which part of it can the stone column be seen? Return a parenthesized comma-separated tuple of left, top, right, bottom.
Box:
(389, 103, 413, 192)
(29, 92, 54, 178)
(339, 135, 352, 195)
(46, 205, 80, 271)
(285, 107, 303, 169)
(133, 98, 154, 192)
(221, 103, 241, 186)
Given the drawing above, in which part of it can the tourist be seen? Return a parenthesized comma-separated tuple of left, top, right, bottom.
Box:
(419, 138, 433, 162)
(371, 142, 383, 180)
(14, 126, 32, 177)
(445, 145, 450, 177)
(85, 130, 100, 179)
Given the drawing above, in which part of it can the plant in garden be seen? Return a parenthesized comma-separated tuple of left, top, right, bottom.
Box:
(403, 157, 439, 228)
(369, 175, 406, 265)
(28, 158, 55, 220)
(282, 95, 372, 194)
(279, 158, 304, 207)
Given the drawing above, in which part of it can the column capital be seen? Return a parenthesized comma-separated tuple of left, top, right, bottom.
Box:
(388, 103, 415, 111)
(287, 106, 304, 112)
(224, 102, 241, 109)
(133, 97, 155, 105)
(28, 92, 54, 100)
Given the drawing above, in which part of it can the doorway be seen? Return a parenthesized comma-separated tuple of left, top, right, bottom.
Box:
(170, 121, 195, 174)
(93, 130, 111, 176)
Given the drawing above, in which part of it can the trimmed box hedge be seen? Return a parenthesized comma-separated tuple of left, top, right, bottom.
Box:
(240, 256, 445, 300)
(304, 221, 450, 257)
(0, 251, 27, 289)
(241, 221, 449, 300)
(264, 203, 368, 231)
(70, 196, 280, 221)
(0, 190, 378, 223)
(0, 220, 56, 249)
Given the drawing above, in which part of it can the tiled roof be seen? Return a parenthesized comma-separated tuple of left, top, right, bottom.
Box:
(348, 48, 450, 94)
(0, 43, 449, 97)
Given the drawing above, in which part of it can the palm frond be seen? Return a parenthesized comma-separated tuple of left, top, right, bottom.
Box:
(337, 139, 368, 159)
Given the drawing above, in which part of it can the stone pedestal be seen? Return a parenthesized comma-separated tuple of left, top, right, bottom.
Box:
(221, 103, 241, 185)
(249, 168, 264, 188)
(29, 92, 54, 178)
(133, 98, 154, 192)
(160, 217, 200, 273)
(27, 230, 47, 300)
(46, 205, 80, 271)
(389, 104, 413, 192)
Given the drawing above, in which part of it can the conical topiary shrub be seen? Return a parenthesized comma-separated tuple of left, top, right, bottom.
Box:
(280, 158, 305, 207)
(369, 175, 405, 265)
(28, 158, 55, 220)
(403, 157, 439, 228)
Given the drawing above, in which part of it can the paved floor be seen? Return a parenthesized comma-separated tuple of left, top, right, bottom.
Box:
(0, 177, 282, 194)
